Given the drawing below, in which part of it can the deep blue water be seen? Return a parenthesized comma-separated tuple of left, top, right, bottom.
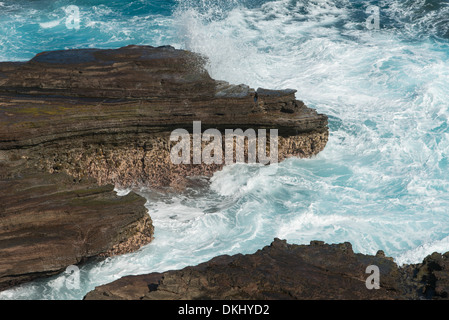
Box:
(1, 0, 449, 299)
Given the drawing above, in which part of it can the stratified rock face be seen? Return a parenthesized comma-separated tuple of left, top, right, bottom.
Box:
(0, 45, 328, 291)
(0, 165, 153, 291)
(0, 45, 215, 100)
(84, 239, 420, 300)
(0, 45, 328, 190)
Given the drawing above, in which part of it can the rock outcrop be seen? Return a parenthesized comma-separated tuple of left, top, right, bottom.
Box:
(84, 238, 449, 300)
(0, 45, 328, 190)
(0, 166, 153, 291)
(83, 239, 412, 300)
(0, 45, 329, 290)
(410, 251, 449, 299)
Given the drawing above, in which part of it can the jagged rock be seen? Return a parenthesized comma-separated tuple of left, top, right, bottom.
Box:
(84, 238, 420, 300)
(410, 252, 449, 299)
(0, 45, 329, 291)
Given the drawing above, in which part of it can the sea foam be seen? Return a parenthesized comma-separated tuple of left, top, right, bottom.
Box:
(2, 0, 449, 299)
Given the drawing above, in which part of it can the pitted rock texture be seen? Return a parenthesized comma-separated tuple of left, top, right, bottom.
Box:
(0, 45, 328, 291)
(0, 165, 153, 291)
(85, 239, 434, 300)
(0, 45, 328, 191)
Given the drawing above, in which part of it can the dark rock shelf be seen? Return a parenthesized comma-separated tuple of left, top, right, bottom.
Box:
(84, 239, 449, 300)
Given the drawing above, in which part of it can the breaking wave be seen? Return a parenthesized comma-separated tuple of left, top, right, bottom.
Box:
(2, 0, 449, 299)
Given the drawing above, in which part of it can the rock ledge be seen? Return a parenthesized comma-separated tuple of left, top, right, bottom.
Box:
(84, 239, 449, 300)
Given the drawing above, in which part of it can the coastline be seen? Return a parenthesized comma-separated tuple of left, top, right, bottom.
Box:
(0, 45, 328, 292)
(84, 238, 449, 300)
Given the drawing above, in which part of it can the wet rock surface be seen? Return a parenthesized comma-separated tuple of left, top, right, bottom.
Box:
(0, 45, 329, 291)
(0, 165, 152, 291)
(84, 239, 449, 300)
(0, 45, 328, 190)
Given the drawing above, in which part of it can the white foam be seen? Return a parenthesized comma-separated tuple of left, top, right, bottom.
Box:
(113, 187, 132, 197)
(38, 19, 63, 29)
(3, 0, 449, 300)
(395, 236, 449, 266)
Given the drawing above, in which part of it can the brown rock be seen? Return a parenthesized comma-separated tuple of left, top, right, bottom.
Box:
(84, 239, 417, 300)
(411, 251, 449, 299)
(0, 165, 153, 291)
(0, 45, 328, 191)
(0, 45, 329, 291)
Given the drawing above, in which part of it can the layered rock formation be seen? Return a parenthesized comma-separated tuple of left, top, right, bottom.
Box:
(0, 45, 329, 290)
(84, 238, 449, 300)
(0, 167, 153, 290)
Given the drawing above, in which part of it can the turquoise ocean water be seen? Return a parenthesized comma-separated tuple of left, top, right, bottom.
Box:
(1, 0, 449, 299)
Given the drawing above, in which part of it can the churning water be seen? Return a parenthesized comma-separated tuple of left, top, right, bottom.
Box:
(1, 0, 449, 299)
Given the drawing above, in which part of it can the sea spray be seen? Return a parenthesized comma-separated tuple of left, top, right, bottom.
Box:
(2, 0, 449, 299)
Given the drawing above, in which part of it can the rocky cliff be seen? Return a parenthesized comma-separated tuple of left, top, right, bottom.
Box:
(0, 45, 329, 290)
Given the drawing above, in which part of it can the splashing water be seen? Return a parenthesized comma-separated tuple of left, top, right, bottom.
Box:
(2, 0, 449, 299)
